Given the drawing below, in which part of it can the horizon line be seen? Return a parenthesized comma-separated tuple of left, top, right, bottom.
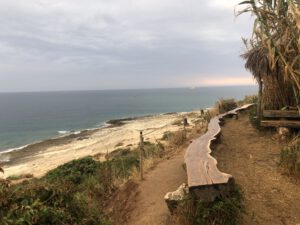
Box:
(0, 84, 257, 94)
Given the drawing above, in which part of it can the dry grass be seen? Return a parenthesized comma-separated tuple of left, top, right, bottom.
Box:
(279, 135, 300, 179)
(168, 130, 186, 147)
(216, 98, 237, 114)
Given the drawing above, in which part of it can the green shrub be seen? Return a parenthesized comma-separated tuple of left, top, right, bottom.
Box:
(44, 157, 100, 184)
(217, 98, 237, 113)
(0, 157, 113, 225)
(238, 95, 258, 105)
(7, 174, 34, 181)
(0, 141, 165, 225)
(105, 149, 139, 179)
(175, 185, 243, 225)
(0, 180, 111, 225)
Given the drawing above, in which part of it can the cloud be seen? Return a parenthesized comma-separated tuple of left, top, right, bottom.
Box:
(0, 0, 253, 92)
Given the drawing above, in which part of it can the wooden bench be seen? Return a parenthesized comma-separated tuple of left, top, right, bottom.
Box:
(184, 104, 254, 201)
(263, 110, 300, 118)
(261, 110, 300, 128)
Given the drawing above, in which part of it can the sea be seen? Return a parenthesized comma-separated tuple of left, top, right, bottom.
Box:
(0, 86, 257, 153)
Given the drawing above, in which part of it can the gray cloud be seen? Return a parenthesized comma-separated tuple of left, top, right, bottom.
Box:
(0, 0, 254, 92)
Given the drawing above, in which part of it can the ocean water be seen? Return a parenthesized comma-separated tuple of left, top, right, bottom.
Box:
(0, 86, 257, 152)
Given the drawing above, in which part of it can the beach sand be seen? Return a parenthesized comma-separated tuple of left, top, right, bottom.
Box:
(0, 111, 203, 178)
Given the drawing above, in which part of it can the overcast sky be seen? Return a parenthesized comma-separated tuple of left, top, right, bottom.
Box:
(0, 0, 255, 92)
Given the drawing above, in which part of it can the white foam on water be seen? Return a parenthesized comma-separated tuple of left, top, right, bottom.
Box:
(58, 130, 71, 134)
(0, 145, 29, 154)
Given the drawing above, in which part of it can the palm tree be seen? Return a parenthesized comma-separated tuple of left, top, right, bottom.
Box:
(239, 0, 300, 112)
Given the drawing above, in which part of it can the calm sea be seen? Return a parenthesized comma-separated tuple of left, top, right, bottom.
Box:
(0, 86, 257, 152)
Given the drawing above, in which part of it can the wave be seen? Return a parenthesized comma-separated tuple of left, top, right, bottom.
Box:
(0, 145, 29, 155)
(58, 130, 71, 135)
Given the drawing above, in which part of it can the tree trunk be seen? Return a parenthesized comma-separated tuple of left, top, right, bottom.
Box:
(258, 79, 263, 120)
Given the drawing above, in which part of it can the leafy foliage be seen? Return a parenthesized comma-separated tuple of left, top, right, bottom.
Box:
(44, 157, 100, 184)
(7, 174, 34, 181)
(175, 185, 244, 225)
(0, 141, 166, 225)
(0, 157, 113, 225)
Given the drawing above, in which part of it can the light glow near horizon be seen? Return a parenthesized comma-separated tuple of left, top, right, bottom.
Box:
(199, 77, 255, 87)
(0, 0, 253, 92)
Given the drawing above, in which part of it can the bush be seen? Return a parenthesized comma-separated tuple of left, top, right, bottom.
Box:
(216, 98, 237, 114)
(169, 131, 186, 147)
(238, 95, 258, 105)
(175, 186, 243, 225)
(0, 141, 165, 225)
(44, 157, 101, 184)
(0, 157, 114, 225)
(279, 140, 300, 178)
(106, 149, 139, 179)
(0, 178, 112, 225)
(7, 174, 34, 181)
(162, 131, 173, 140)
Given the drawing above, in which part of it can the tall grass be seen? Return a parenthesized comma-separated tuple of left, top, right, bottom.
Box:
(279, 137, 300, 178)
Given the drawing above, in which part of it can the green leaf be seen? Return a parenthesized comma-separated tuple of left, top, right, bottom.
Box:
(238, 0, 254, 5)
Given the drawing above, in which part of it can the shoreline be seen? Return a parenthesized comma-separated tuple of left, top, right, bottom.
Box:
(0, 112, 179, 157)
(0, 110, 204, 178)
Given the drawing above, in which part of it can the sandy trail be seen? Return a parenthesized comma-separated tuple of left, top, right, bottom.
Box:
(214, 113, 300, 225)
(124, 149, 187, 225)
(112, 111, 300, 225)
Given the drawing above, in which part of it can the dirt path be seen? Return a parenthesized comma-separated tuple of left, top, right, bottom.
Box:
(125, 149, 187, 225)
(214, 113, 300, 225)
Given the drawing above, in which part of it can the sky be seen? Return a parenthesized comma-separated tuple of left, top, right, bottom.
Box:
(0, 0, 255, 92)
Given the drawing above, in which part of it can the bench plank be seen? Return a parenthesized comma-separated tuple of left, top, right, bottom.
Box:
(263, 110, 300, 118)
(261, 120, 300, 128)
(184, 104, 254, 191)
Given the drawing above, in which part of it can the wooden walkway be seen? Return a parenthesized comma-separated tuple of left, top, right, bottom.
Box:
(184, 104, 254, 201)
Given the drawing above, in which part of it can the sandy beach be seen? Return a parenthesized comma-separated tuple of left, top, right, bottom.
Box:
(0, 111, 203, 178)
